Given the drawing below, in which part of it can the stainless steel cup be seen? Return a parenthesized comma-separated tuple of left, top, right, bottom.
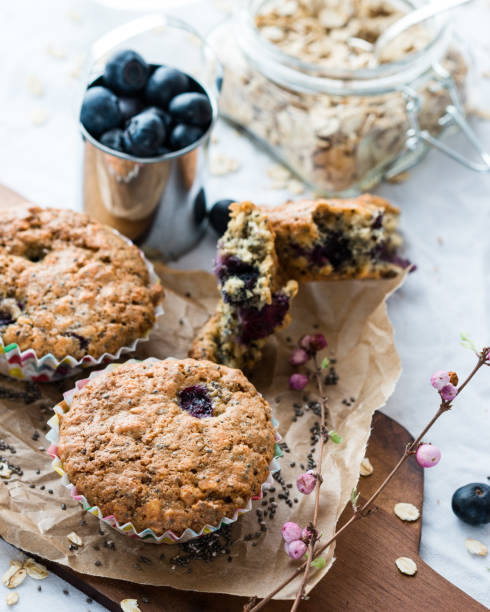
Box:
(80, 14, 221, 260)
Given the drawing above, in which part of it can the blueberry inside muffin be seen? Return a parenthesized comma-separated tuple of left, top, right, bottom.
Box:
(57, 358, 276, 536)
(0, 206, 163, 360)
(263, 194, 405, 281)
(190, 201, 298, 371)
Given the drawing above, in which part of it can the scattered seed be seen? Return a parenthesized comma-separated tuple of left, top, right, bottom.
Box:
(394, 502, 420, 522)
(395, 556, 417, 576)
(359, 457, 374, 477)
(67, 532, 82, 547)
(465, 539, 488, 557)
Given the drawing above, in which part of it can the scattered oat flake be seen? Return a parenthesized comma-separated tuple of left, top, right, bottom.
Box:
(465, 539, 488, 557)
(387, 170, 410, 184)
(23, 558, 49, 580)
(46, 44, 66, 59)
(120, 599, 142, 612)
(66, 9, 82, 23)
(395, 557, 417, 576)
(2, 562, 27, 589)
(31, 108, 49, 126)
(5, 591, 19, 606)
(68, 54, 85, 80)
(210, 152, 240, 176)
(0, 462, 12, 479)
(67, 531, 82, 546)
(394, 502, 420, 522)
(266, 163, 291, 182)
(359, 457, 373, 477)
(287, 178, 304, 195)
(26, 74, 44, 98)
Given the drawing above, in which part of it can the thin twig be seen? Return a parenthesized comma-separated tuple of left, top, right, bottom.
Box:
(290, 355, 327, 611)
(246, 347, 489, 612)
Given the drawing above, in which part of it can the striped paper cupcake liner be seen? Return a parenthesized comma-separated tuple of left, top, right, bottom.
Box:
(46, 359, 282, 544)
(0, 233, 163, 382)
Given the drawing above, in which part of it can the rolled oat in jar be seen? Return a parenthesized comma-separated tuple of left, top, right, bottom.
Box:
(209, 0, 469, 195)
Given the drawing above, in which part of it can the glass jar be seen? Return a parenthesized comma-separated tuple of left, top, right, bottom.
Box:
(209, 0, 489, 195)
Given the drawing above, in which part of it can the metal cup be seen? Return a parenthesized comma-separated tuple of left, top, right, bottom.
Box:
(80, 15, 221, 260)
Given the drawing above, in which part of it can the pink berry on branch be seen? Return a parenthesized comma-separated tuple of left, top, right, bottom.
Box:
(285, 539, 307, 560)
(289, 373, 308, 391)
(416, 443, 441, 468)
(300, 333, 327, 354)
(440, 383, 458, 402)
(297, 471, 317, 495)
(430, 370, 450, 391)
(281, 521, 302, 543)
(289, 347, 310, 366)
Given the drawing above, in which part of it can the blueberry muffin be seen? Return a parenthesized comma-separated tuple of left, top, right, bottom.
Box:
(0, 206, 163, 360)
(57, 358, 276, 536)
(190, 201, 298, 371)
(262, 194, 405, 281)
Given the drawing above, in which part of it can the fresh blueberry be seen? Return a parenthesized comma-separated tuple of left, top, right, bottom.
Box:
(80, 86, 121, 136)
(100, 128, 125, 152)
(103, 49, 149, 94)
(168, 92, 212, 128)
(145, 66, 190, 108)
(146, 106, 172, 130)
(451, 483, 490, 525)
(122, 110, 166, 157)
(118, 96, 144, 121)
(209, 199, 234, 236)
(169, 123, 204, 151)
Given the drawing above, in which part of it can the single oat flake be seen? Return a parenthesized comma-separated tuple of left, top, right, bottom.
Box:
(23, 558, 49, 580)
(67, 531, 83, 547)
(31, 108, 49, 126)
(395, 556, 417, 576)
(5, 591, 19, 606)
(210, 152, 240, 176)
(120, 599, 142, 612)
(394, 502, 420, 522)
(465, 539, 488, 557)
(2, 561, 27, 589)
(0, 462, 12, 479)
(359, 457, 373, 477)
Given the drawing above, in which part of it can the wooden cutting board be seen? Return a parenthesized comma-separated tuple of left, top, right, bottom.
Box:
(0, 184, 484, 611)
(38, 412, 484, 612)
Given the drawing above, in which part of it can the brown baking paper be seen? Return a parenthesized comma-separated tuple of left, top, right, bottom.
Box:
(0, 263, 405, 599)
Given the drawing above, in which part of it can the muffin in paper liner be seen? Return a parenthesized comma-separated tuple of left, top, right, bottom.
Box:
(46, 359, 282, 544)
(0, 232, 164, 383)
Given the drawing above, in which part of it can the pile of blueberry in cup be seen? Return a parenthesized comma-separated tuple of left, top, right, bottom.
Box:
(80, 49, 213, 158)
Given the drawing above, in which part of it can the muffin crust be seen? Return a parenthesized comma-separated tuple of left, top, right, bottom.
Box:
(57, 358, 276, 536)
(0, 206, 163, 360)
(262, 194, 404, 281)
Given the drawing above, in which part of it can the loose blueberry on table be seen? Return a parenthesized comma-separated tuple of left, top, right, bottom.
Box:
(80, 48, 213, 157)
(451, 482, 490, 526)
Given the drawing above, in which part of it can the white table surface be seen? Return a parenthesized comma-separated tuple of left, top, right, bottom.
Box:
(0, 0, 489, 610)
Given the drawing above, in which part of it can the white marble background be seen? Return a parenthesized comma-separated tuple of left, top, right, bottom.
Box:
(0, 0, 489, 610)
